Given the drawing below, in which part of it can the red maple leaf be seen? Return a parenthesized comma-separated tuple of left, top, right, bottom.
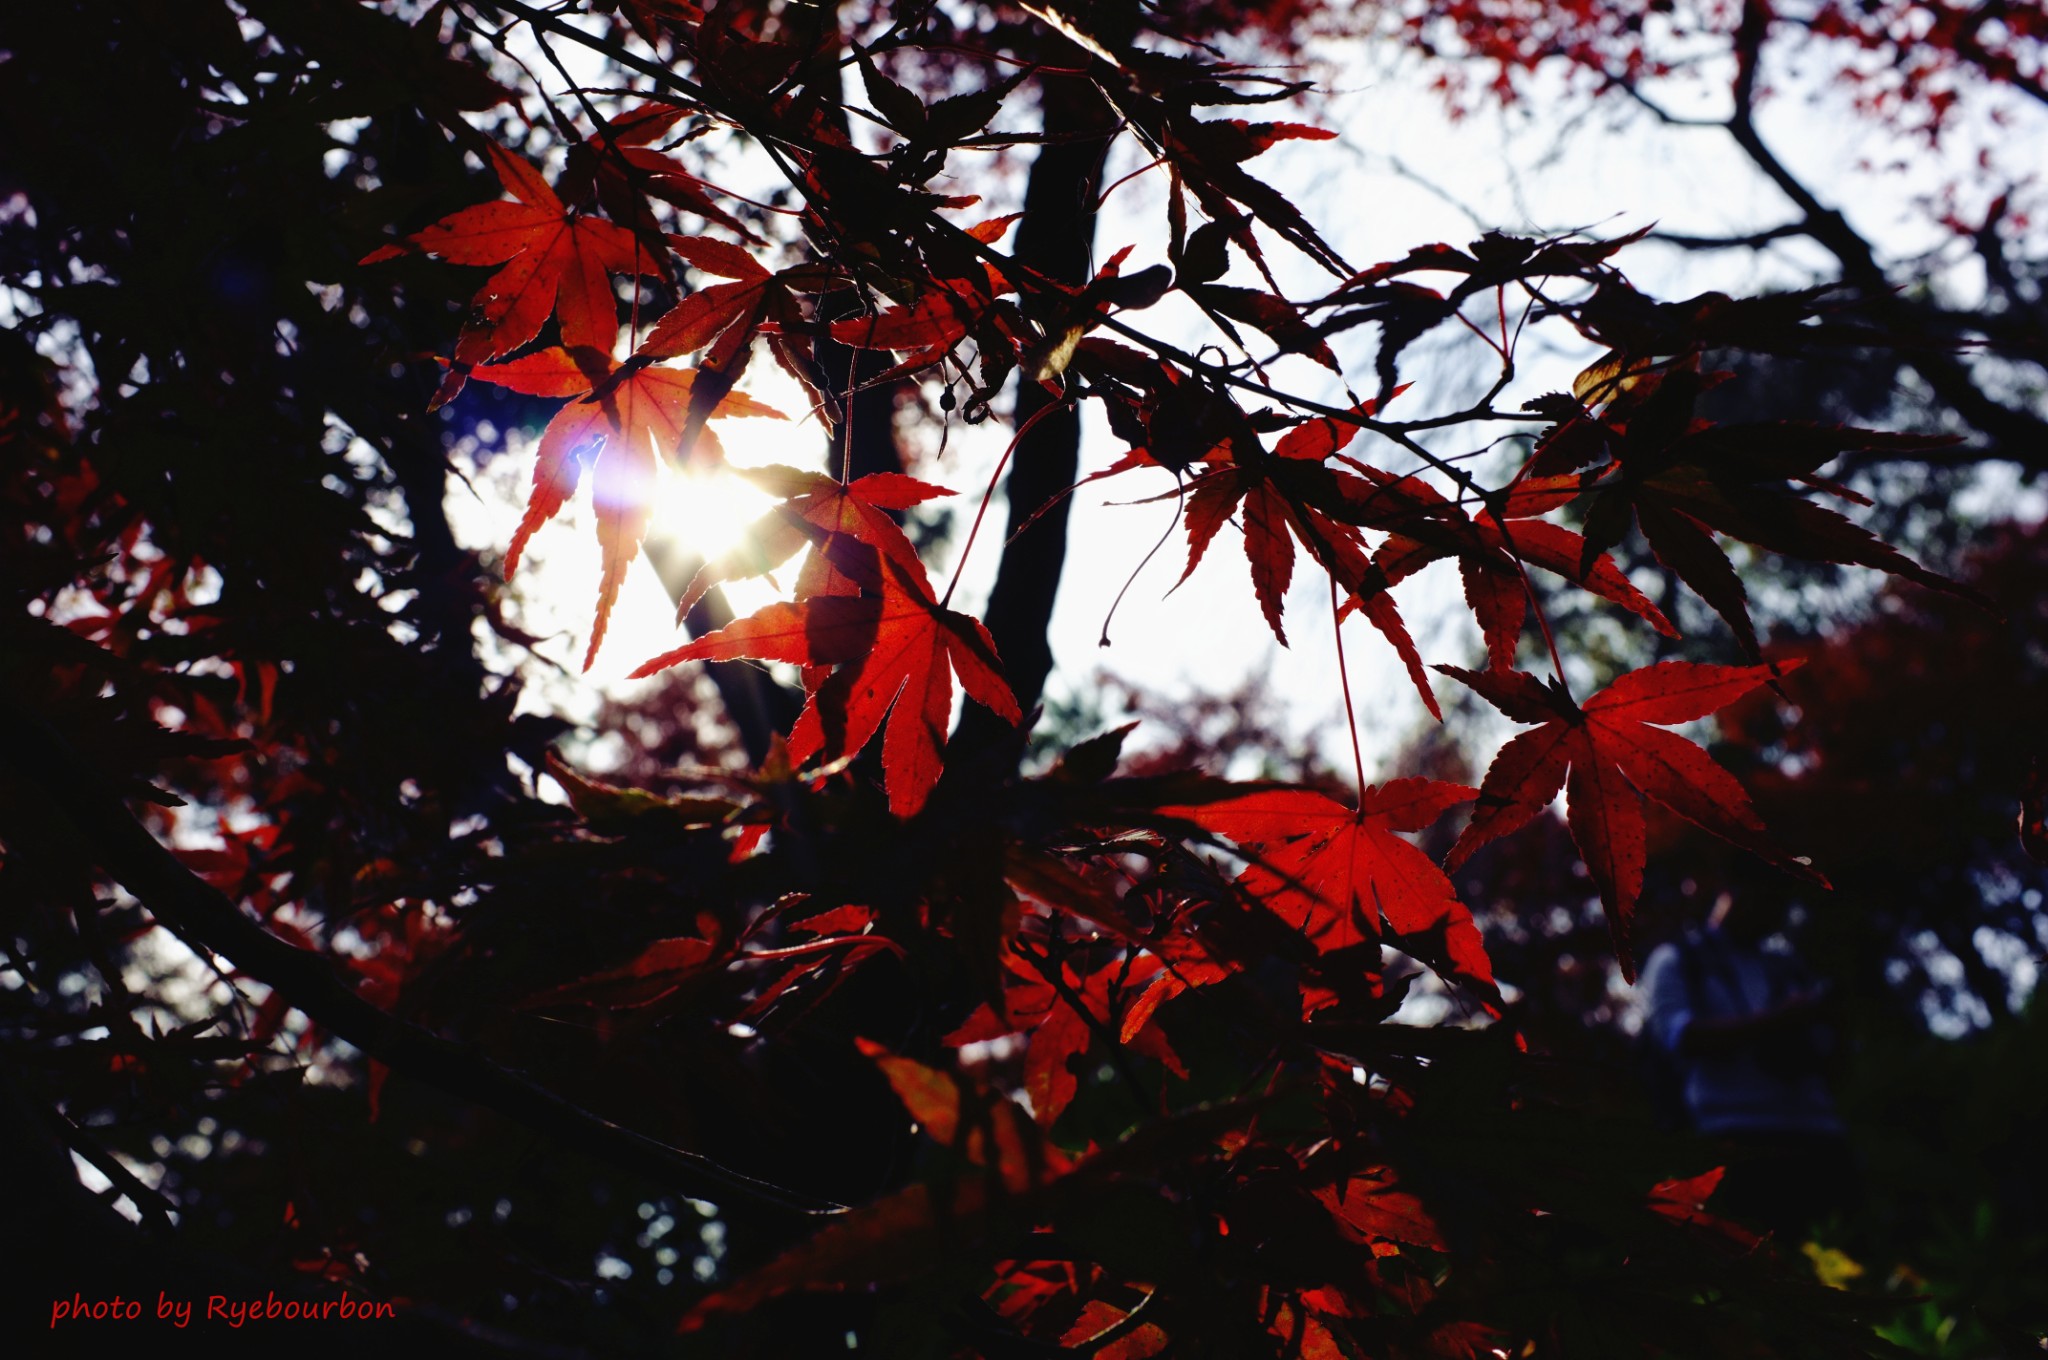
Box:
(573, 103, 759, 240)
(1440, 660, 1824, 979)
(1175, 398, 1444, 718)
(364, 145, 654, 400)
(1351, 465, 1679, 671)
(1167, 779, 1495, 993)
(632, 553, 1019, 816)
(633, 241, 856, 444)
(1531, 364, 1980, 659)
(945, 948, 1182, 1130)
(638, 237, 780, 360)
(1059, 1301, 1171, 1360)
(469, 347, 787, 668)
(1647, 1165, 1761, 1247)
(821, 216, 1019, 382)
(1178, 402, 1371, 641)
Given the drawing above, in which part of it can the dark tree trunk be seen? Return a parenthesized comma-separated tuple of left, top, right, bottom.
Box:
(953, 71, 1121, 757)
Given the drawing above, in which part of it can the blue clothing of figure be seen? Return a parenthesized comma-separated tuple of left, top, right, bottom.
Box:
(1638, 892, 1855, 1238)
(1639, 929, 1843, 1138)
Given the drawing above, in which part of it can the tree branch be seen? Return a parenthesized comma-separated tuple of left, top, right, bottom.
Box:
(47, 1106, 180, 1236)
(954, 68, 1122, 750)
(1647, 222, 1806, 251)
(0, 699, 841, 1219)
(1724, 0, 2048, 467)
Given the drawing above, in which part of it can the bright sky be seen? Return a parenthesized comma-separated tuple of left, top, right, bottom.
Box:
(443, 20, 2048, 779)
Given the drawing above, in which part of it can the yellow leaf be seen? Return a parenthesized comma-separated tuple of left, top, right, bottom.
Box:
(1802, 1240, 1867, 1290)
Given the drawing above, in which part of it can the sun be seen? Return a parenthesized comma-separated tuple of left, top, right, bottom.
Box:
(643, 361, 822, 611)
(649, 460, 775, 568)
(468, 360, 823, 687)
(569, 460, 788, 687)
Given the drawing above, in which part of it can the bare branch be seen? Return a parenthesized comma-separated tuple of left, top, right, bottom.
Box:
(1648, 222, 1807, 251)
(1722, 0, 2048, 467)
(0, 700, 843, 1219)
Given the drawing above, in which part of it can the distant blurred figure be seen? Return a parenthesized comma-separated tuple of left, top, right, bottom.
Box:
(1640, 891, 1857, 1239)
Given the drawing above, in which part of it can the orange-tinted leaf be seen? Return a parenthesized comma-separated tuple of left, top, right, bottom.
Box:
(633, 559, 1019, 816)
(1060, 1301, 1170, 1359)
(543, 750, 739, 830)
(857, 1037, 961, 1144)
(828, 294, 970, 353)
(1273, 405, 1374, 462)
(1269, 1302, 1348, 1360)
(679, 1181, 987, 1330)
(674, 467, 952, 616)
(1316, 1170, 1447, 1250)
(465, 345, 615, 398)
(1023, 999, 1092, 1130)
(470, 349, 787, 666)
(1237, 121, 1338, 153)
(964, 212, 1024, 244)
(523, 937, 715, 1010)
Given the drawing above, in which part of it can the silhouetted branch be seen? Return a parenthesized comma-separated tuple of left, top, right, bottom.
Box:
(0, 700, 842, 1218)
(1723, 0, 2048, 467)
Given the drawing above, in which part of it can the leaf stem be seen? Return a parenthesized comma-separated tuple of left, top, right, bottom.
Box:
(1098, 473, 1182, 647)
(940, 398, 1062, 609)
(1330, 575, 1369, 805)
(1493, 517, 1572, 696)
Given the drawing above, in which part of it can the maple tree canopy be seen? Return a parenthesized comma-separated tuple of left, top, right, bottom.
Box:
(3, 1, 2044, 1357)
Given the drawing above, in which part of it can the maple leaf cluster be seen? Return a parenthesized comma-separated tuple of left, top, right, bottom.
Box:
(7, 0, 2024, 1355)
(337, 1, 2001, 1348)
